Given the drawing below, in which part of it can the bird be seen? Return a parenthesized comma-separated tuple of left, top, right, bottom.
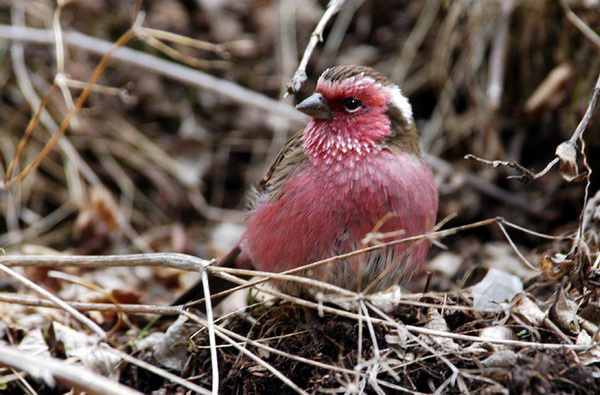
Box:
(174, 65, 438, 307)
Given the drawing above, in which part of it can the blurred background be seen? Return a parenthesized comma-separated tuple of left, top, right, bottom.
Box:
(0, 0, 599, 303)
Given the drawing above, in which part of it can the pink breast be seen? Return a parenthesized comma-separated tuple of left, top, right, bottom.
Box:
(242, 151, 438, 293)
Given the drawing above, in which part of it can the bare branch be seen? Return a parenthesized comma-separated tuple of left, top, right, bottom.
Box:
(465, 70, 600, 182)
(0, 345, 141, 395)
(285, 0, 346, 97)
(0, 24, 305, 123)
(0, 252, 210, 271)
(558, 0, 600, 49)
(0, 293, 181, 315)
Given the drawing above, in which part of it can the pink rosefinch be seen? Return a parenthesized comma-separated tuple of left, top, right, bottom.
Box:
(175, 65, 438, 305)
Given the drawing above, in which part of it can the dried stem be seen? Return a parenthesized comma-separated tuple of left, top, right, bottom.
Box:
(0, 345, 141, 395)
(0, 293, 181, 315)
(0, 16, 140, 190)
(558, 0, 600, 49)
(285, 0, 346, 96)
(201, 270, 219, 394)
(465, 70, 600, 182)
(0, 25, 305, 123)
(0, 263, 106, 338)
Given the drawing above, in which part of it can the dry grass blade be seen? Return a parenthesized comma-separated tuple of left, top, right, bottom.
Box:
(0, 293, 181, 315)
(140, 27, 228, 55)
(0, 25, 305, 123)
(3, 84, 59, 182)
(1, 2, 599, 393)
(0, 345, 141, 395)
(0, 16, 140, 190)
(201, 270, 219, 394)
(559, 0, 600, 49)
(135, 27, 229, 70)
(0, 263, 106, 339)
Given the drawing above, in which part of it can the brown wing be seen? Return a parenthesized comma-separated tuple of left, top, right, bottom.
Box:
(255, 128, 308, 202)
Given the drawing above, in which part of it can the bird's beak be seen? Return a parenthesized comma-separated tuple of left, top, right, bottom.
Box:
(296, 93, 332, 120)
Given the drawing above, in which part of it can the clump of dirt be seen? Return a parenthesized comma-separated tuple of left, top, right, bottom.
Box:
(117, 299, 600, 394)
(508, 349, 599, 395)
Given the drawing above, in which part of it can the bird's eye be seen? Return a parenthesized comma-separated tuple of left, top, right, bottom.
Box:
(342, 97, 362, 112)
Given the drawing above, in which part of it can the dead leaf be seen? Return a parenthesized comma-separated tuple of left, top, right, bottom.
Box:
(52, 322, 120, 376)
(512, 293, 546, 326)
(427, 252, 462, 278)
(478, 326, 518, 351)
(540, 253, 576, 279)
(73, 186, 120, 254)
(555, 142, 584, 182)
(18, 328, 50, 357)
(482, 349, 518, 368)
(111, 288, 142, 305)
(136, 315, 194, 371)
(550, 288, 580, 335)
(422, 309, 459, 351)
(576, 330, 600, 365)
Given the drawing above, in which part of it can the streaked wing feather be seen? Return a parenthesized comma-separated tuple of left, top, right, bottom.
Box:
(256, 129, 308, 202)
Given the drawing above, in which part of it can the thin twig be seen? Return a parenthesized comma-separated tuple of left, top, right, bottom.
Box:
(464, 154, 539, 182)
(497, 221, 539, 270)
(135, 27, 229, 70)
(567, 72, 600, 146)
(140, 27, 228, 55)
(465, 70, 600, 182)
(0, 25, 305, 123)
(0, 216, 546, 306)
(0, 16, 141, 190)
(194, 272, 593, 351)
(573, 134, 593, 255)
(201, 270, 219, 394)
(53, 2, 80, 129)
(6, 8, 151, 253)
(0, 263, 106, 339)
(285, 0, 346, 96)
(4, 84, 59, 181)
(426, 154, 550, 218)
(0, 293, 181, 315)
(0, 345, 141, 395)
(0, 252, 211, 272)
(558, 0, 600, 49)
(8, 5, 95, 203)
(316, 0, 364, 71)
(366, 302, 469, 394)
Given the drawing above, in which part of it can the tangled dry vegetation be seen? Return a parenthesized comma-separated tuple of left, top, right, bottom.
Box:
(0, 0, 599, 394)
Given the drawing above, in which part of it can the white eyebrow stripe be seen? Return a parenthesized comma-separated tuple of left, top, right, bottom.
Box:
(386, 86, 413, 121)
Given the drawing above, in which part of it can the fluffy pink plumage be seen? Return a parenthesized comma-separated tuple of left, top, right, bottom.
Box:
(241, 66, 438, 295)
(174, 65, 438, 305)
(244, 152, 437, 294)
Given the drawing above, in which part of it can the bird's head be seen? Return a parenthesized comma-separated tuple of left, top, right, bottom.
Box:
(297, 65, 420, 165)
